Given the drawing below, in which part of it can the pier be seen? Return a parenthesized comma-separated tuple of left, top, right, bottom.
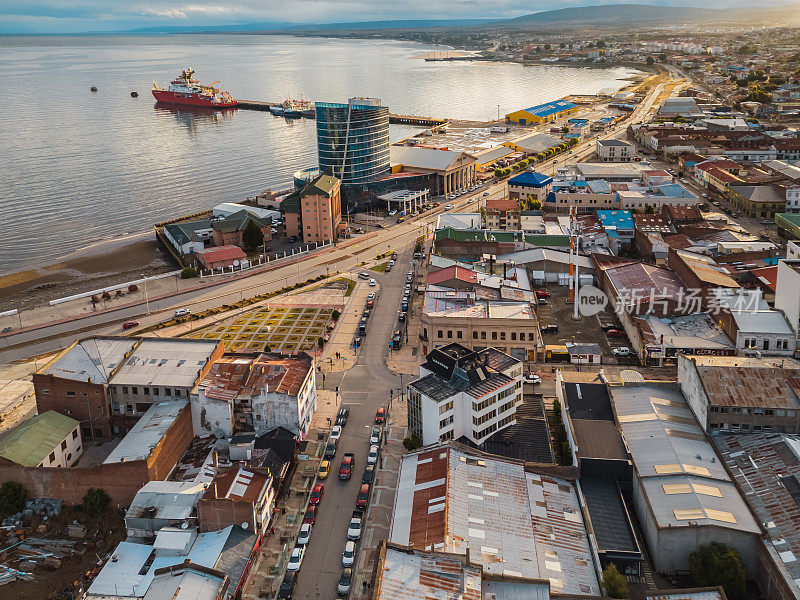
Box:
(235, 99, 448, 127)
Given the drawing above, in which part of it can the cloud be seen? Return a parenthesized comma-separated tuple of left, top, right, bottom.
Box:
(0, 0, 782, 33)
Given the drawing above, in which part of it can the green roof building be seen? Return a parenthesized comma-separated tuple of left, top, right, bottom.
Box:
(776, 213, 800, 240)
(0, 411, 82, 468)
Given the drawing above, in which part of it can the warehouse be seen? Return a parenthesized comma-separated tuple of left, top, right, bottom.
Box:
(506, 99, 579, 124)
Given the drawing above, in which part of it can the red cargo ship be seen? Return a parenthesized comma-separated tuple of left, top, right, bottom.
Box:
(152, 68, 238, 108)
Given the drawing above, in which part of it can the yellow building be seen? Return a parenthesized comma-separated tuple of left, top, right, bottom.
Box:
(506, 99, 579, 125)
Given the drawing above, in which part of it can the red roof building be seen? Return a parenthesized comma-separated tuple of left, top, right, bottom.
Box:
(196, 245, 247, 271)
(426, 265, 478, 289)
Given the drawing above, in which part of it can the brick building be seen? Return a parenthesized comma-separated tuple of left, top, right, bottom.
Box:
(283, 174, 344, 244)
(485, 196, 521, 230)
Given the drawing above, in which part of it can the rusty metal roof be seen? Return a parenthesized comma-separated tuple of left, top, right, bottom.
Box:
(193, 352, 312, 403)
(390, 445, 599, 596)
(695, 365, 800, 409)
(203, 466, 270, 503)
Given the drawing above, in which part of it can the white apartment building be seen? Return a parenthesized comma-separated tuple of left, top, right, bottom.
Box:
(596, 139, 635, 162)
(775, 260, 800, 349)
(407, 344, 523, 446)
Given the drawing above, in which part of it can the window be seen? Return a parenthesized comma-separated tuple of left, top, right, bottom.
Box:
(447, 330, 452, 339)
(439, 400, 454, 415)
(457, 331, 462, 339)
(48, 452, 55, 463)
(500, 332, 506, 340)
(132, 387, 138, 395)
(144, 387, 150, 395)
(511, 332, 517, 341)
(764, 339, 770, 350)
(492, 332, 497, 340)
(66, 391, 76, 398)
(41, 388, 50, 395)
(122, 386, 128, 394)
(528, 333, 535, 341)
(481, 332, 486, 340)
(439, 415, 454, 429)
(174, 389, 182, 397)
(72, 430, 78, 440)
(438, 330, 443, 339)
(473, 331, 478, 339)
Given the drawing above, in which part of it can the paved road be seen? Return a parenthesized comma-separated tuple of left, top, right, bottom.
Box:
(290, 246, 412, 600)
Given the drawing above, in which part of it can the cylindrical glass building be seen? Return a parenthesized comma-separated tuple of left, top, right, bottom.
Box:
(315, 97, 390, 185)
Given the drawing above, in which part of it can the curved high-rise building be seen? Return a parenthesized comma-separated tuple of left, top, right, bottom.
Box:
(315, 97, 390, 185)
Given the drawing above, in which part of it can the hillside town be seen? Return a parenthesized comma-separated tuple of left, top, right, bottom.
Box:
(5, 18, 800, 600)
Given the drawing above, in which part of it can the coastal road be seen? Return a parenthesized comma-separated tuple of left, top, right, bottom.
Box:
(0, 185, 492, 363)
(289, 244, 410, 600)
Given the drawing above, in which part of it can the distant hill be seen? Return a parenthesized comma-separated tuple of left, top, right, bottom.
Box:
(124, 18, 496, 34)
(493, 3, 800, 27)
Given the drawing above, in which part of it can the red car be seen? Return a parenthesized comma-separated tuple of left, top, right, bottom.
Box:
(356, 484, 370, 508)
(605, 329, 627, 338)
(375, 408, 386, 424)
(122, 320, 140, 330)
(339, 453, 354, 480)
(535, 290, 551, 299)
(309, 483, 324, 505)
(303, 505, 317, 525)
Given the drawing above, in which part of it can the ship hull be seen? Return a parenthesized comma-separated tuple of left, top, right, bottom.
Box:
(152, 89, 238, 108)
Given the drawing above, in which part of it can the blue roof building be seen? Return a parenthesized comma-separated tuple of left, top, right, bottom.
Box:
(598, 210, 634, 233)
(508, 171, 553, 188)
(506, 99, 579, 124)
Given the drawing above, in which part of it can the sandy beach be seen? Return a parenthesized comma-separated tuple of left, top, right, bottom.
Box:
(0, 233, 174, 312)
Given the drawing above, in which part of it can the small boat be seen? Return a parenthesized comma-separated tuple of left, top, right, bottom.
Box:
(131, 91, 139, 97)
(91, 86, 98, 92)
(270, 95, 314, 118)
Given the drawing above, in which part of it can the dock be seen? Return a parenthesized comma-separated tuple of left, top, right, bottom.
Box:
(234, 99, 447, 127)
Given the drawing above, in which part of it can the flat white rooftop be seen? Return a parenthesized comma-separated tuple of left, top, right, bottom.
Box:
(104, 400, 187, 464)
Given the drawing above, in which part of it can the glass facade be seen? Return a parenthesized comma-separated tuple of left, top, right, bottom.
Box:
(315, 98, 390, 185)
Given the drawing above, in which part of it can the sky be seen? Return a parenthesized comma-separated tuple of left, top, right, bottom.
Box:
(0, 0, 785, 34)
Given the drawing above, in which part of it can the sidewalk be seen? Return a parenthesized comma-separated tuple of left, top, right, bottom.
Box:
(318, 275, 370, 374)
(241, 388, 340, 600)
(351, 389, 408, 598)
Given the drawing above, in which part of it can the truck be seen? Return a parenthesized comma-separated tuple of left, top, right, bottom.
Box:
(347, 510, 364, 541)
(339, 453, 355, 480)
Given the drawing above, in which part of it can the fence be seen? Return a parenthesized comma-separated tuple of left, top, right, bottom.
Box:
(197, 240, 333, 278)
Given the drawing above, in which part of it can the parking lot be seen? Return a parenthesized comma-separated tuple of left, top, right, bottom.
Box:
(535, 284, 638, 364)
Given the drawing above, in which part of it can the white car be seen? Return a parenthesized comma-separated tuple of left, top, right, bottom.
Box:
(347, 516, 362, 540)
(367, 444, 379, 465)
(286, 546, 305, 572)
(297, 523, 312, 546)
(174, 308, 191, 317)
(444, 204, 454, 210)
(369, 427, 381, 446)
(342, 541, 356, 567)
(369, 278, 376, 287)
(388, 209, 397, 216)
(612, 347, 632, 357)
(525, 373, 541, 384)
(329, 425, 342, 441)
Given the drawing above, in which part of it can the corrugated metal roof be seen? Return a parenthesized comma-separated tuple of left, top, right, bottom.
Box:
(103, 400, 188, 464)
(390, 445, 600, 596)
(0, 411, 79, 467)
(695, 365, 800, 409)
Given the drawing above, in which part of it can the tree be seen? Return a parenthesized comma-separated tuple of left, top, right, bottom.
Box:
(403, 435, 423, 451)
(644, 204, 655, 214)
(242, 219, 264, 250)
(530, 199, 542, 210)
(331, 309, 341, 321)
(317, 336, 324, 349)
(602, 564, 629, 598)
(83, 488, 111, 514)
(596, 40, 606, 48)
(646, 56, 655, 65)
(544, 43, 551, 51)
(689, 542, 746, 600)
(494, 168, 503, 178)
(181, 266, 198, 279)
(0, 481, 26, 516)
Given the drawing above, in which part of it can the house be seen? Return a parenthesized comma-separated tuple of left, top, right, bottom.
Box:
(484, 196, 520, 230)
(717, 308, 795, 356)
(191, 352, 317, 438)
(198, 467, 275, 534)
(125, 481, 207, 540)
(667, 249, 739, 308)
(389, 443, 600, 596)
(678, 354, 800, 434)
(505, 99, 579, 124)
(195, 245, 248, 272)
(597, 210, 635, 252)
(633, 313, 735, 366)
(597, 139, 635, 162)
(0, 411, 82, 468)
(566, 342, 602, 364)
(503, 132, 561, 154)
(775, 260, 800, 346)
(425, 265, 478, 290)
(282, 174, 344, 244)
(406, 344, 523, 445)
(162, 211, 272, 260)
(508, 171, 553, 204)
